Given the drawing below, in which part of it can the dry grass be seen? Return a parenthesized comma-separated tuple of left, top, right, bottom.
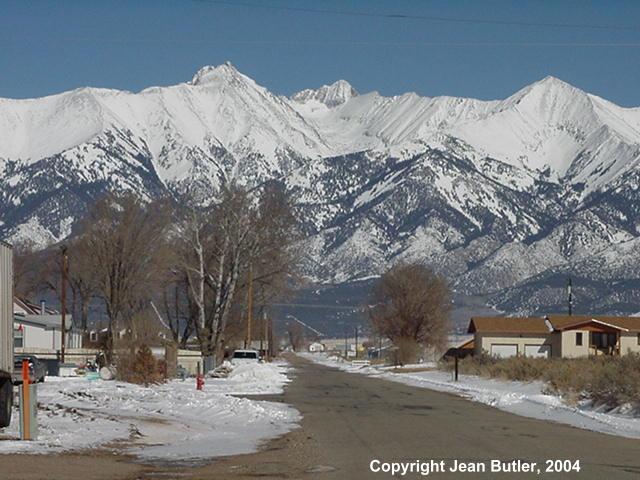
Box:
(389, 367, 437, 374)
(389, 338, 422, 366)
(441, 354, 640, 411)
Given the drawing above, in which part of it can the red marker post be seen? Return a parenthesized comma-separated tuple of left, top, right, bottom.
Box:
(196, 361, 204, 391)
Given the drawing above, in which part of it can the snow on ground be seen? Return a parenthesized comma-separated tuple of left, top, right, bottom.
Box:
(0, 361, 299, 462)
(300, 353, 640, 439)
(217, 361, 291, 395)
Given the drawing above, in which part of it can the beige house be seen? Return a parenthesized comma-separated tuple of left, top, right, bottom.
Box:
(468, 315, 640, 358)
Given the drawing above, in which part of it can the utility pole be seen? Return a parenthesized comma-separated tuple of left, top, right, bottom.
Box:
(567, 277, 573, 316)
(245, 264, 253, 349)
(454, 351, 459, 382)
(344, 329, 348, 359)
(354, 326, 358, 359)
(260, 310, 266, 356)
(268, 317, 274, 360)
(60, 246, 68, 363)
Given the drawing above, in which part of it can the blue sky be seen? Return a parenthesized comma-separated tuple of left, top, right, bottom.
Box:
(2, 0, 640, 105)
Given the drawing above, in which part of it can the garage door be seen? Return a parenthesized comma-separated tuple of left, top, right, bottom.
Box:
(525, 344, 551, 358)
(490, 344, 518, 358)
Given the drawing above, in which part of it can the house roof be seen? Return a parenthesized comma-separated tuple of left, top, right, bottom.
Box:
(468, 315, 640, 334)
(468, 316, 550, 334)
(14, 297, 76, 331)
(14, 297, 60, 315)
(15, 315, 77, 331)
(547, 315, 640, 332)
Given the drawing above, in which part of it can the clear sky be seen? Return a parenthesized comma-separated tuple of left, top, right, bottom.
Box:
(2, 0, 640, 105)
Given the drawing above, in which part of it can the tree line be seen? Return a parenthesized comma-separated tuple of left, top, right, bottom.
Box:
(14, 182, 300, 362)
(13, 183, 453, 366)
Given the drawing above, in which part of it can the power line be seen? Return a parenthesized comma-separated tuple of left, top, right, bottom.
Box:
(33, 36, 640, 48)
(286, 314, 326, 336)
(204, 0, 640, 32)
(271, 302, 363, 310)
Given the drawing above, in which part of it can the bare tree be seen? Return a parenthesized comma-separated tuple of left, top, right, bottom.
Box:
(19, 236, 98, 335)
(250, 183, 302, 307)
(156, 270, 195, 349)
(12, 241, 42, 297)
(66, 235, 99, 332)
(77, 194, 171, 355)
(178, 182, 300, 361)
(180, 186, 256, 359)
(369, 263, 451, 363)
(287, 322, 305, 352)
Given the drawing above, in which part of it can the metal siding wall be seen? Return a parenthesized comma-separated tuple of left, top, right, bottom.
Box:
(0, 242, 13, 374)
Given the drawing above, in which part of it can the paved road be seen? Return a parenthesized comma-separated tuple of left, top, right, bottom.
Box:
(202, 355, 640, 479)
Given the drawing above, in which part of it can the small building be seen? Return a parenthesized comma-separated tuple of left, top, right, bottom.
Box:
(308, 342, 326, 353)
(468, 315, 640, 358)
(13, 297, 82, 350)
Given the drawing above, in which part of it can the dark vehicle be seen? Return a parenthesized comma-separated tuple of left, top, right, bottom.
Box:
(12, 355, 47, 384)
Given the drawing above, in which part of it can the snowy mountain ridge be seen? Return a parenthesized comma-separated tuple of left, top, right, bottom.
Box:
(2, 63, 640, 315)
(292, 79, 358, 107)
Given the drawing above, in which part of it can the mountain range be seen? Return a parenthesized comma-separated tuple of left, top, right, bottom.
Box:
(2, 62, 640, 317)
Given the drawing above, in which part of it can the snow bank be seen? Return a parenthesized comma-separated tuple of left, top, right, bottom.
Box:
(0, 361, 299, 461)
(221, 360, 292, 394)
(301, 353, 640, 439)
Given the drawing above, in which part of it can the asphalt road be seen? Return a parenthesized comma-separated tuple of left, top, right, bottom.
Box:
(202, 355, 640, 479)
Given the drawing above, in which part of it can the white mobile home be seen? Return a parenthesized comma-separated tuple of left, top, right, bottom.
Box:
(13, 298, 82, 350)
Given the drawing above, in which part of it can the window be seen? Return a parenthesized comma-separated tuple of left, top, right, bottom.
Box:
(637, 333, 640, 345)
(233, 350, 259, 359)
(576, 332, 583, 346)
(592, 332, 617, 349)
(14, 328, 23, 348)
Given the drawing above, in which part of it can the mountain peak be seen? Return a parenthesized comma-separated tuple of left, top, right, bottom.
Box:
(537, 75, 569, 86)
(190, 62, 241, 86)
(292, 79, 358, 107)
(502, 75, 589, 112)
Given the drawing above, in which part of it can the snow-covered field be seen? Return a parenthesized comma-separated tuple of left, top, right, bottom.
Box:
(0, 361, 299, 462)
(301, 353, 640, 439)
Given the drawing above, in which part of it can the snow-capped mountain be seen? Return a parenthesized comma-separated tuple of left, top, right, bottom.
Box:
(291, 79, 358, 107)
(2, 62, 640, 315)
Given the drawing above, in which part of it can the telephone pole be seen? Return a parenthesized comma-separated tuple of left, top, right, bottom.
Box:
(344, 329, 348, 358)
(245, 264, 254, 349)
(567, 277, 573, 316)
(260, 310, 266, 355)
(267, 317, 274, 360)
(354, 326, 358, 359)
(60, 245, 68, 363)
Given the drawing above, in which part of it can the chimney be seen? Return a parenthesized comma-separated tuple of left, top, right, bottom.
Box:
(40, 300, 46, 315)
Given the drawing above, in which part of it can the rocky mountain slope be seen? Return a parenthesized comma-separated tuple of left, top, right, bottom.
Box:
(2, 63, 640, 315)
